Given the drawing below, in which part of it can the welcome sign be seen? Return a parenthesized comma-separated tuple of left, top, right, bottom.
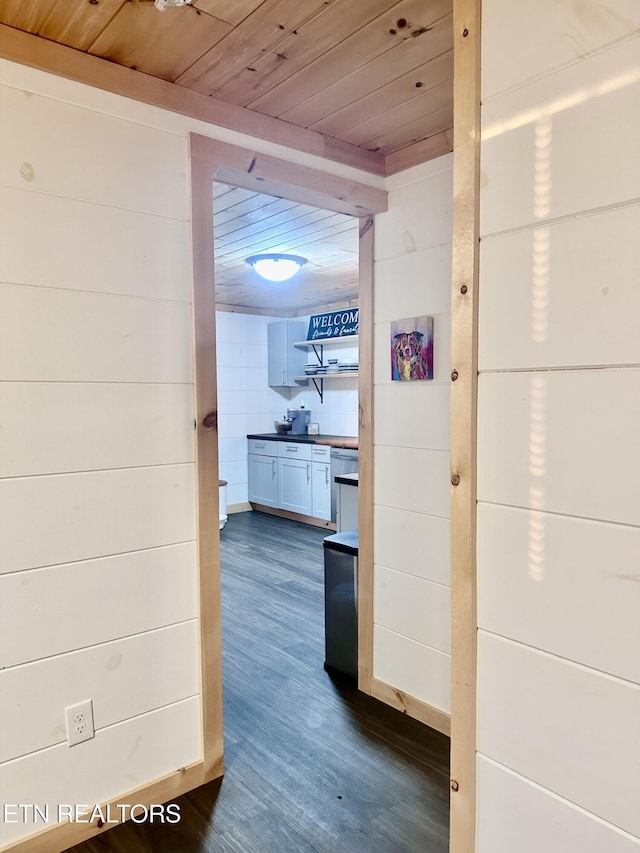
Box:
(307, 308, 359, 341)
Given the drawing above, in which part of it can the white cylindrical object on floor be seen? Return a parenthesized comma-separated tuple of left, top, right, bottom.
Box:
(219, 479, 228, 530)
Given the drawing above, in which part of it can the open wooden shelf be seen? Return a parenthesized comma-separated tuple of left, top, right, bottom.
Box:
(294, 335, 359, 347)
(294, 372, 359, 381)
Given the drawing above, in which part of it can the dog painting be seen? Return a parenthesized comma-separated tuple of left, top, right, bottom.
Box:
(391, 316, 434, 381)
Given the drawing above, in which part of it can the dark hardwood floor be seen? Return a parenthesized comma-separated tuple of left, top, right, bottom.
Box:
(72, 511, 450, 852)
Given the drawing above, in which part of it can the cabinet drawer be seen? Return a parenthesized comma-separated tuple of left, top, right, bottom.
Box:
(311, 445, 330, 461)
(248, 438, 278, 457)
(277, 441, 312, 461)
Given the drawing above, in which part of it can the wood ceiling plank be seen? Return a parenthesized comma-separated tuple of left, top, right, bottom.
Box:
(367, 103, 454, 154)
(213, 186, 260, 210)
(88, 3, 232, 82)
(216, 204, 336, 245)
(281, 15, 452, 128)
(215, 219, 357, 266)
(385, 127, 453, 174)
(214, 196, 298, 232)
(38, 0, 126, 52)
(175, 0, 339, 94)
(249, 0, 451, 116)
(0, 0, 58, 32)
(309, 51, 452, 138)
(210, 0, 399, 107)
(193, 0, 265, 26)
(215, 197, 307, 241)
(214, 215, 355, 263)
(341, 79, 453, 148)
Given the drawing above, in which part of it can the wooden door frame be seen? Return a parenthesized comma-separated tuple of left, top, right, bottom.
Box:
(189, 132, 387, 739)
(450, 0, 481, 852)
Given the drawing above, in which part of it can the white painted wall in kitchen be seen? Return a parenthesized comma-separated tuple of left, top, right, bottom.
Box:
(476, 3, 640, 850)
(216, 312, 358, 507)
(373, 153, 453, 713)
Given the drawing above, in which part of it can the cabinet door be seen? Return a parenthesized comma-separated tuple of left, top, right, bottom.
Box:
(267, 320, 308, 387)
(278, 457, 312, 515)
(312, 461, 331, 521)
(248, 453, 278, 507)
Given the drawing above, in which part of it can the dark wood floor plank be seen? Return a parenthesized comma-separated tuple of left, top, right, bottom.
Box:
(70, 511, 450, 853)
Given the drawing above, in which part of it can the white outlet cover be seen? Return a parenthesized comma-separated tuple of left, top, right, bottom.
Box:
(65, 699, 95, 747)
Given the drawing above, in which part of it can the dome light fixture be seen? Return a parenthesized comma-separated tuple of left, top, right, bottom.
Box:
(246, 253, 307, 283)
(154, 0, 192, 10)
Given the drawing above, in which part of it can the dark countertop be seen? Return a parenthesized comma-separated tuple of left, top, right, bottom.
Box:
(247, 433, 358, 450)
(335, 472, 359, 486)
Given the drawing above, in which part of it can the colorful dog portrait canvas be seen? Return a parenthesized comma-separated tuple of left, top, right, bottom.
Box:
(391, 316, 434, 381)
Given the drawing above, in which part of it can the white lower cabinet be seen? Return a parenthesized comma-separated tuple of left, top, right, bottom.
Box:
(248, 439, 333, 521)
(312, 461, 331, 520)
(278, 457, 312, 515)
(247, 453, 278, 507)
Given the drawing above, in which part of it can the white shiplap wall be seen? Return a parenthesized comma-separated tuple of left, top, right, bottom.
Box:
(477, 2, 640, 849)
(0, 73, 202, 845)
(373, 155, 453, 713)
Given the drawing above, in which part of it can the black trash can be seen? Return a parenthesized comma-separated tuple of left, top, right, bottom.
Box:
(323, 529, 358, 678)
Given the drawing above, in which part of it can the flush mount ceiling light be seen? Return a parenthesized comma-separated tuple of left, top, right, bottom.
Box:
(246, 254, 307, 283)
(154, 0, 192, 10)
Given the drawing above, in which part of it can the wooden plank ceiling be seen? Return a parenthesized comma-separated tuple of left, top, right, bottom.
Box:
(0, 0, 453, 172)
(213, 181, 358, 315)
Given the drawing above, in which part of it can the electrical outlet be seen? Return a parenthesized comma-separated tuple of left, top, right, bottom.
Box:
(65, 699, 95, 747)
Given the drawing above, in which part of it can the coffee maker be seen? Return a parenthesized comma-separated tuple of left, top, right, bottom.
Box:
(286, 408, 311, 435)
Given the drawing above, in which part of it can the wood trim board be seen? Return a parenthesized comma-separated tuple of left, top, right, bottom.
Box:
(357, 215, 375, 696)
(190, 153, 225, 783)
(450, 1, 481, 852)
(190, 136, 387, 217)
(249, 503, 336, 531)
(370, 678, 451, 736)
(0, 24, 385, 178)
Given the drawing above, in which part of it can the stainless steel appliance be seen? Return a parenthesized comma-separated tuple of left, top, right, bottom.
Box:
(330, 447, 358, 522)
(323, 529, 358, 678)
(286, 408, 311, 435)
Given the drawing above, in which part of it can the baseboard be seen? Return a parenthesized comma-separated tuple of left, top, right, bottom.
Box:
(370, 677, 451, 736)
(250, 503, 337, 531)
(0, 760, 215, 853)
(227, 502, 251, 515)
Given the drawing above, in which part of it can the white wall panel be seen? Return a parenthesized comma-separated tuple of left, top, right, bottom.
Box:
(477, 369, 640, 526)
(0, 187, 191, 301)
(482, 0, 640, 102)
(477, 632, 640, 838)
(374, 505, 450, 586)
(374, 446, 450, 518)
(478, 503, 640, 683)
(374, 170, 453, 261)
(0, 465, 196, 573)
(374, 243, 452, 321)
(480, 37, 640, 236)
(0, 84, 189, 219)
(0, 284, 193, 383)
(0, 383, 194, 477)
(374, 626, 450, 712)
(375, 382, 450, 451)
(375, 566, 450, 654)
(0, 542, 198, 667)
(477, 756, 640, 853)
(479, 204, 640, 370)
(0, 621, 199, 763)
(0, 697, 201, 847)
(384, 152, 453, 191)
